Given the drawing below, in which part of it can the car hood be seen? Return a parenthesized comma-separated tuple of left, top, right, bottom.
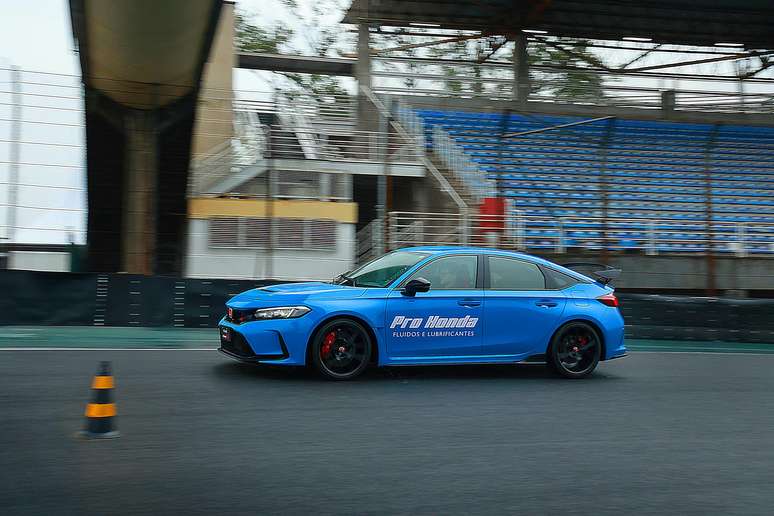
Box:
(227, 282, 369, 308)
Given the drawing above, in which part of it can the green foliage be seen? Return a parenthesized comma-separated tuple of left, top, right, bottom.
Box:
(234, 2, 608, 101)
(528, 39, 606, 99)
(234, 3, 350, 99)
(421, 34, 606, 99)
(234, 12, 292, 54)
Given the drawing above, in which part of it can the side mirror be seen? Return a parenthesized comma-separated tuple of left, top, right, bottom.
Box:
(402, 277, 431, 297)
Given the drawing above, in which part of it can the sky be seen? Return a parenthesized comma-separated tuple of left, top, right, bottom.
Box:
(0, 0, 84, 245)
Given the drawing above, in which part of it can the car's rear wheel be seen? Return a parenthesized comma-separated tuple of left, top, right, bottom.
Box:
(311, 319, 372, 380)
(549, 322, 601, 379)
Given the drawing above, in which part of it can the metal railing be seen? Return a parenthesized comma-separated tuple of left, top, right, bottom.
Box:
(387, 211, 774, 256)
(234, 93, 358, 123)
(189, 109, 265, 195)
(373, 56, 774, 114)
(360, 86, 469, 213)
(432, 125, 496, 201)
(267, 125, 423, 164)
(355, 218, 383, 264)
(394, 102, 426, 158)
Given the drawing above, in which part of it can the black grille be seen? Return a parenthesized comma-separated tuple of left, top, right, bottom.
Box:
(220, 329, 255, 358)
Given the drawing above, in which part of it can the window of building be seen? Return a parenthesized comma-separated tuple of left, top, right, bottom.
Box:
(208, 217, 337, 251)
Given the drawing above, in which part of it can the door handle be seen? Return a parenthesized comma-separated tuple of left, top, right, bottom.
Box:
(535, 300, 558, 308)
(458, 299, 481, 307)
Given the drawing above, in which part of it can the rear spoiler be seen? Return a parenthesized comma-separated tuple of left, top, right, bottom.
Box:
(562, 262, 621, 286)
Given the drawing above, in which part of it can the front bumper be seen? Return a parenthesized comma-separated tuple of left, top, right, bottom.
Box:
(218, 324, 289, 363)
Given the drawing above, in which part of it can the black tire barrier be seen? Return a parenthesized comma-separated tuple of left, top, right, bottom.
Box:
(1, 270, 774, 343)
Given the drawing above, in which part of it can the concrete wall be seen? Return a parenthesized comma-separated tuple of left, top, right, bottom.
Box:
(185, 219, 355, 281)
(9, 251, 70, 272)
(536, 253, 774, 292)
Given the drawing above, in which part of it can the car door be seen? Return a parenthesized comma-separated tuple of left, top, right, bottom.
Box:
(482, 255, 567, 357)
(385, 254, 483, 360)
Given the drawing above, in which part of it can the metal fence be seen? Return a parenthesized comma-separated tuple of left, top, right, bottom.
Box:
(387, 211, 774, 256)
(373, 55, 774, 114)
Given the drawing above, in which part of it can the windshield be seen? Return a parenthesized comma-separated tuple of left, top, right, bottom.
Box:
(335, 251, 428, 287)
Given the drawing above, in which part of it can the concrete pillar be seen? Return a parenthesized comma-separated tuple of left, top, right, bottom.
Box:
(661, 89, 676, 118)
(356, 21, 372, 90)
(512, 33, 530, 106)
(356, 20, 378, 133)
(353, 4, 382, 231)
(122, 112, 157, 274)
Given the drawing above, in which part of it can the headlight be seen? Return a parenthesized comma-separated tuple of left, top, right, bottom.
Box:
(254, 306, 311, 320)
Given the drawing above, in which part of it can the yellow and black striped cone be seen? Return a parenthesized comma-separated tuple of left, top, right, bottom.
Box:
(80, 361, 120, 439)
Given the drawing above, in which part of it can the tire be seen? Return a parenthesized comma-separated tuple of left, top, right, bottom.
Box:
(548, 322, 602, 379)
(311, 318, 372, 380)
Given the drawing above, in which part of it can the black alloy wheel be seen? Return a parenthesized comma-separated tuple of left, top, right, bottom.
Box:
(549, 322, 601, 379)
(311, 319, 372, 380)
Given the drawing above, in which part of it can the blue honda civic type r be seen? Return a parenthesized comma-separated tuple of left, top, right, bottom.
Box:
(218, 246, 626, 380)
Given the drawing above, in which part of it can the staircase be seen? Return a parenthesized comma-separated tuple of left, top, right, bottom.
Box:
(427, 153, 480, 212)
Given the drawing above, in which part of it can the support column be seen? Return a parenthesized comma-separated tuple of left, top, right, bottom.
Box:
(599, 118, 616, 263)
(121, 111, 157, 274)
(6, 66, 21, 245)
(661, 89, 676, 118)
(356, 20, 378, 133)
(512, 32, 530, 106)
(353, 1, 384, 237)
(704, 125, 720, 295)
(356, 21, 372, 91)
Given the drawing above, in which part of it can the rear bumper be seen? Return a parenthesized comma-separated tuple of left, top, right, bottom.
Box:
(606, 350, 628, 360)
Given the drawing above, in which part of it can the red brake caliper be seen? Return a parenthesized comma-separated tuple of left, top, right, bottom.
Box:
(321, 331, 336, 358)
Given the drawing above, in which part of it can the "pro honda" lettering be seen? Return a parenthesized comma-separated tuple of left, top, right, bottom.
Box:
(389, 315, 478, 330)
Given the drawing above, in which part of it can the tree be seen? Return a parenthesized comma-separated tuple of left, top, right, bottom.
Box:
(235, 2, 609, 101)
(528, 39, 607, 100)
(234, 2, 350, 99)
(234, 11, 292, 54)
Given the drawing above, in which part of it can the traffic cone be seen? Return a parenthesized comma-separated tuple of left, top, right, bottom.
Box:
(79, 361, 120, 439)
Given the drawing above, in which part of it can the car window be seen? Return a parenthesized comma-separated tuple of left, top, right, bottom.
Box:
(488, 256, 546, 290)
(405, 255, 478, 290)
(343, 251, 428, 287)
(542, 267, 580, 290)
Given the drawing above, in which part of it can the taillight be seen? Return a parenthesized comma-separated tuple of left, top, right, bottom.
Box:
(596, 293, 619, 307)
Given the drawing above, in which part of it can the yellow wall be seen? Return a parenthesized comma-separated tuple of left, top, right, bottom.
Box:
(188, 198, 358, 224)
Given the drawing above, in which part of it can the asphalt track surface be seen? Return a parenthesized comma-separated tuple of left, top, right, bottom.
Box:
(2, 341, 774, 514)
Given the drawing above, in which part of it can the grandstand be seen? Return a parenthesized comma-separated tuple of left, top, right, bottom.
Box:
(398, 109, 774, 254)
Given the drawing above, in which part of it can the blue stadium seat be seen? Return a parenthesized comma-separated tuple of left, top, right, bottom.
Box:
(415, 108, 774, 253)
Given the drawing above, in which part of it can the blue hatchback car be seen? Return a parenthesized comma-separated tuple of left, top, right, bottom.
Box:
(219, 247, 626, 380)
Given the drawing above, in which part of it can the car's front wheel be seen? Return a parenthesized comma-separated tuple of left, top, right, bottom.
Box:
(311, 318, 372, 380)
(549, 322, 601, 379)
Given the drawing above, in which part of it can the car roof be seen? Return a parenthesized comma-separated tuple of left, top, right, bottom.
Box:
(397, 246, 593, 282)
(400, 245, 537, 259)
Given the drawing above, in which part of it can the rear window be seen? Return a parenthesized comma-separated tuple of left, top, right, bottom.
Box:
(542, 267, 581, 290)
